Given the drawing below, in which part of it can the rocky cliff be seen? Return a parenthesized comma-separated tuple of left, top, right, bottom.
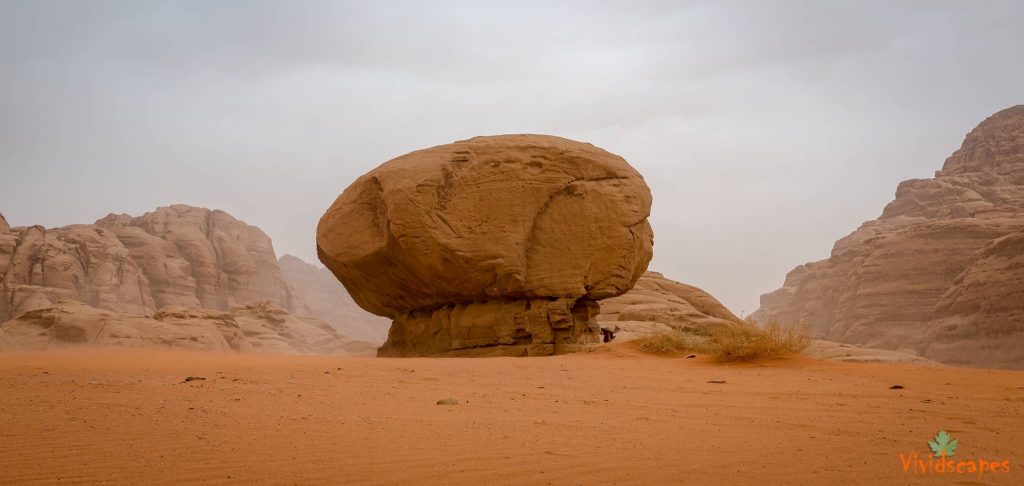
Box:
(752, 106, 1024, 369)
(0, 204, 388, 347)
(0, 218, 154, 321)
(94, 205, 296, 312)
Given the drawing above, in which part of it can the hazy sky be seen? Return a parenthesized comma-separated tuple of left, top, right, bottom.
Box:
(2, 1, 1022, 315)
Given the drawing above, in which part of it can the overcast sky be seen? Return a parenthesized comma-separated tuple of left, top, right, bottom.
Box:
(2, 1, 1022, 315)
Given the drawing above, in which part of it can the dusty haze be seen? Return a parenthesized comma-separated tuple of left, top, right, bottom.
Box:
(2, 1, 1023, 315)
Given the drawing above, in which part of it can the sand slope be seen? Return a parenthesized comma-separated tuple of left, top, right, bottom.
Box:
(0, 348, 1021, 485)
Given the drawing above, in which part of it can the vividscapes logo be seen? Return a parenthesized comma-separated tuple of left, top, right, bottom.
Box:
(900, 430, 1012, 478)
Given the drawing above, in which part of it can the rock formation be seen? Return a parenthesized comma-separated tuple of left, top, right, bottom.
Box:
(95, 205, 296, 312)
(0, 300, 376, 355)
(0, 221, 154, 321)
(592, 271, 936, 364)
(0, 204, 387, 348)
(317, 135, 654, 356)
(752, 105, 1024, 369)
(278, 254, 390, 343)
(597, 271, 741, 340)
(803, 340, 939, 365)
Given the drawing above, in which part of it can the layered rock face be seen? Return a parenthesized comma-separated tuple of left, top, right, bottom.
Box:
(0, 205, 293, 320)
(94, 205, 296, 312)
(317, 135, 654, 356)
(0, 220, 155, 321)
(0, 205, 388, 348)
(752, 106, 1024, 369)
(596, 271, 741, 340)
(0, 300, 376, 356)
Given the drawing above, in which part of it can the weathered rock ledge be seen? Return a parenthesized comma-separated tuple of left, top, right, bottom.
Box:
(378, 297, 600, 357)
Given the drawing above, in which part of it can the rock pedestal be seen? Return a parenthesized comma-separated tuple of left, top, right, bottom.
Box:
(379, 297, 601, 357)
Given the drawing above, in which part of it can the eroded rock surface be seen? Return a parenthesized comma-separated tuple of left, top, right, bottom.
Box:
(317, 135, 654, 356)
(752, 105, 1024, 369)
(804, 340, 940, 365)
(597, 271, 741, 338)
(0, 222, 154, 321)
(95, 205, 295, 311)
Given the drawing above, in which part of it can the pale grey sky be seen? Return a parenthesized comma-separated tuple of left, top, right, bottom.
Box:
(2, 0, 1022, 315)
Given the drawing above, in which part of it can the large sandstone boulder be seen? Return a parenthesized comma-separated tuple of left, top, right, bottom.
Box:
(0, 300, 376, 355)
(752, 105, 1024, 369)
(317, 135, 654, 356)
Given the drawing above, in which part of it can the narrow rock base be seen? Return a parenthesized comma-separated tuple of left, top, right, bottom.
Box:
(377, 297, 601, 357)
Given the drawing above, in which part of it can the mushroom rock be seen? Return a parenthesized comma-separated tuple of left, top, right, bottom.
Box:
(317, 134, 654, 356)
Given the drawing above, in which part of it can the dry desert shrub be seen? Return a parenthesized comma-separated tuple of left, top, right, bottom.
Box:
(703, 320, 812, 362)
(633, 320, 811, 361)
(633, 330, 694, 355)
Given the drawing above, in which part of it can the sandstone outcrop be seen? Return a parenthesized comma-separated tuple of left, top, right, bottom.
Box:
(752, 106, 1024, 369)
(317, 135, 654, 356)
(0, 222, 154, 321)
(803, 340, 939, 365)
(95, 205, 296, 312)
(597, 271, 741, 339)
(0, 205, 294, 320)
(0, 300, 376, 355)
(1, 205, 385, 348)
(591, 272, 936, 365)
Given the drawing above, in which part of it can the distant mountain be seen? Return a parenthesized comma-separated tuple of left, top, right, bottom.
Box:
(0, 204, 388, 351)
(278, 254, 389, 343)
(752, 106, 1024, 369)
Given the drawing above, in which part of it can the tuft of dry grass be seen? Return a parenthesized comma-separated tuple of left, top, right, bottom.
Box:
(633, 330, 693, 356)
(633, 320, 812, 362)
(703, 320, 812, 362)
